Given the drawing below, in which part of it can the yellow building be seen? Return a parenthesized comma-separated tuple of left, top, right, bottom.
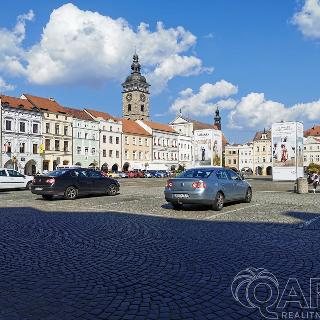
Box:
(121, 119, 152, 171)
(253, 129, 272, 175)
(22, 94, 73, 171)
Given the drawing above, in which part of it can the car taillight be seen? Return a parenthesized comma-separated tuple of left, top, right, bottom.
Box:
(166, 180, 173, 188)
(45, 178, 55, 184)
(32, 179, 36, 184)
(192, 181, 206, 189)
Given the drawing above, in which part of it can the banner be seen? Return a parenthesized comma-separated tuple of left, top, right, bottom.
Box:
(194, 129, 222, 166)
(272, 121, 304, 181)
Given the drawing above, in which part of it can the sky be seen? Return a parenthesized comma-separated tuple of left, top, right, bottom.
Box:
(0, 0, 320, 143)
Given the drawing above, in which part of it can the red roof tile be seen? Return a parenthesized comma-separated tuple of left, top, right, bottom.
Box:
(64, 107, 95, 121)
(304, 125, 320, 137)
(1, 95, 35, 111)
(84, 109, 116, 121)
(120, 119, 151, 136)
(23, 93, 67, 114)
(142, 120, 177, 133)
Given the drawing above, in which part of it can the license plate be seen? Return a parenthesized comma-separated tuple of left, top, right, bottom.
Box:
(174, 193, 189, 199)
(34, 187, 43, 191)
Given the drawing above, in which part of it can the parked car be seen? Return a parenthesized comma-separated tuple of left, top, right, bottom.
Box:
(31, 168, 120, 200)
(108, 172, 120, 178)
(144, 171, 153, 178)
(127, 171, 139, 178)
(0, 168, 34, 190)
(118, 172, 128, 178)
(134, 170, 145, 178)
(164, 167, 252, 211)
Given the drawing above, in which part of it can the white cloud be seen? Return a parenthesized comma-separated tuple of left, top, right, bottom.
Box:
(228, 92, 320, 129)
(292, 0, 320, 39)
(0, 77, 15, 92)
(170, 80, 238, 116)
(0, 3, 210, 92)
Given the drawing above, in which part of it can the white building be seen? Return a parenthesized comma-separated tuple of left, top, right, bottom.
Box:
(1, 95, 43, 174)
(178, 135, 193, 168)
(85, 109, 122, 172)
(303, 136, 320, 166)
(238, 143, 254, 172)
(137, 120, 179, 170)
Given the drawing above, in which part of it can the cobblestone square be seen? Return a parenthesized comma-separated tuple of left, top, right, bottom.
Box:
(1, 178, 320, 319)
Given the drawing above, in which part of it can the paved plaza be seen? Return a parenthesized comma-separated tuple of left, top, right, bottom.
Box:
(1, 178, 320, 319)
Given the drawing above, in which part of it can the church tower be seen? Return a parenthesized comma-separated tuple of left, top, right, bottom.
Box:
(214, 107, 221, 130)
(122, 53, 150, 120)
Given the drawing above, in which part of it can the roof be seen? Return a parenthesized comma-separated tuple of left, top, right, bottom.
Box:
(1, 95, 35, 111)
(23, 93, 67, 114)
(84, 109, 116, 121)
(304, 125, 320, 137)
(120, 119, 151, 136)
(253, 130, 271, 141)
(64, 107, 94, 121)
(142, 120, 177, 133)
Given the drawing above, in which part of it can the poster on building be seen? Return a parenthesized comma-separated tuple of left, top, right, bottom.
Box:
(194, 129, 222, 166)
(271, 121, 304, 181)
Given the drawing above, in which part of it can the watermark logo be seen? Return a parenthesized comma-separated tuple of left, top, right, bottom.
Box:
(231, 267, 320, 319)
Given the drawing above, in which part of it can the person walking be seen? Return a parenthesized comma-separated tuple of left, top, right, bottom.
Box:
(312, 173, 319, 193)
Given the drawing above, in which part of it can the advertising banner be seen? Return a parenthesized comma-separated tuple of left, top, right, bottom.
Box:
(194, 129, 222, 166)
(272, 121, 304, 181)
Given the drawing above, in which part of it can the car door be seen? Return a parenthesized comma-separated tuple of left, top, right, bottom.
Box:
(226, 169, 247, 199)
(87, 170, 105, 193)
(0, 169, 12, 189)
(215, 169, 235, 201)
(8, 170, 26, 188)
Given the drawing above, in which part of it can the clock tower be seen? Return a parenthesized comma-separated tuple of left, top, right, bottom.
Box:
(122, 53, 150, 120)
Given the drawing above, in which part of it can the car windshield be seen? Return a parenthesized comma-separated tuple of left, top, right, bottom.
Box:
(46, 169, 69, 177)
(178, 169, 214, 179)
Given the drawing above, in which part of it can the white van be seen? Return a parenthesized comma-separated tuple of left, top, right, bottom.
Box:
(0, 168, 34, 190)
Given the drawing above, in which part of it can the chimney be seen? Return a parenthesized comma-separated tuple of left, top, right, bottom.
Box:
(49, 97, 55, 102)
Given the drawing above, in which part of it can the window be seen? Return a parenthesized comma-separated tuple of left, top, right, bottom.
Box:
(110, 126, 113, 132)
(109, 150, 113, 157)
(145, 152, 149, 160)
(125, 136, 129, 144)
(181, 169, 214, 179)
(8, 170, 24, 177)
(109, 136, 113, 144)
(103, 149, 106, 157)
(19, 122, 26, 132)
(262, 146, 266, 152)
(0, 170, 6, 176)
(85, 133, 88, 139)
(145, 138, 148, 146)
(33, 144, 38, 154)
(92, 148, 96, 155)
(55, 124, 60, 135)
(33, 123, 39, 134)
(93, 134, 96, 140)
(64, 141, 69, 152)
(20, 143, 25, 153)
(125, 150, 128, 160)
(141, 105, 144, 112)
(45, 123, 50, 133)
(6, 120, 12, 131)
(77, 132, 81, 138)
(77, 146, 81, 155)
(116, 137, 120, 144)
(133, 151, 137, 160)
(85, 147, 88, 155)
(116, 150, 120, 158)
(226, 170, 241, 181)
(233, 159, 236, 165)
(55, 140, 60, 151)
(103, 135, 106, 143)
(128, 104, 131, 112)
(133, 137, 136, 145)
(6, 142, 12, 153)
(139, 138, 142, 146)
(45, 139, 50, 151)
(64, 126, 68, 136)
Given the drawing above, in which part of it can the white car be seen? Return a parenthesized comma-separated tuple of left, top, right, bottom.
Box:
(0, 168, 34, 190)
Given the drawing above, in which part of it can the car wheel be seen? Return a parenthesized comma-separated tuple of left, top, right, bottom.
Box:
(244, 187, 252, 203)
(171, 202, 183, 210)
(26, 181, 32, 190)
(64, 186, 78, 200)
(42, 195, 53, 200)
(212, 192, 224, 211)
(106, 184, 118, 196)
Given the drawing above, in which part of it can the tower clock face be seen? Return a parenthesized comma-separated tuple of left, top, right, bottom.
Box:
(126, 93, 132, 101)
(140, 93, 146, 102)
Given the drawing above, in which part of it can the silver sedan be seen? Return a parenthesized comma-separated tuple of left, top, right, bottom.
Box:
(164, 167, 252, 211)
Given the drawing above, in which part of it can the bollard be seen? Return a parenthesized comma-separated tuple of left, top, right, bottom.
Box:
(296, 177, 308, 194)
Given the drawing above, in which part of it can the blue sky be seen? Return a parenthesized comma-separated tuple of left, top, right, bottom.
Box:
(0, 0, 320, 143)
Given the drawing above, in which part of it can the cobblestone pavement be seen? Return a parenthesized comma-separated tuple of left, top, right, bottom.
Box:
(1, 178, 320, 319)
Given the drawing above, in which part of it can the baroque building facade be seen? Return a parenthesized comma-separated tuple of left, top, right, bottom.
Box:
(253, 129, 272, 175)
(1, 95, 43, 174)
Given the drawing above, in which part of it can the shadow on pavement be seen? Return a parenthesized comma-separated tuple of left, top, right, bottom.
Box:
(0, 207, 319, 319)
